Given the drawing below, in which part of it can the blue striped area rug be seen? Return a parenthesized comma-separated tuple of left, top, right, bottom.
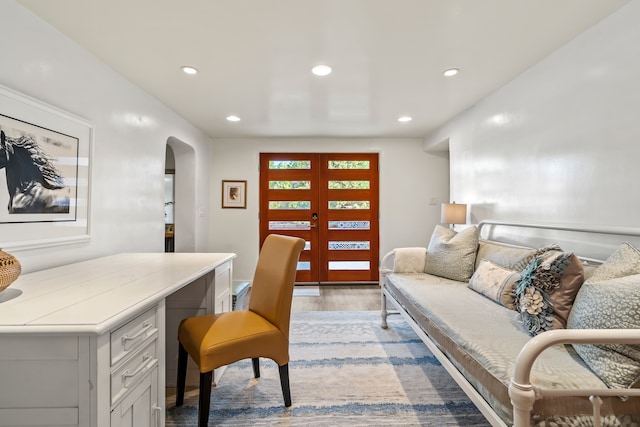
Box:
(166, 310, 490, 426)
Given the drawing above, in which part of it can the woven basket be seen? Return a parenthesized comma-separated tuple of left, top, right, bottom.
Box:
(0, 249, 21, 292)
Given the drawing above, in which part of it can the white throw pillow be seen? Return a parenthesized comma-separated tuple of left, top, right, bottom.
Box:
(468, 260, 519, 309)
(393, 247, 427, 273)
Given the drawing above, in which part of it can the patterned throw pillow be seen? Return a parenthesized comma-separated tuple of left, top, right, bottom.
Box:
(468, 260, 519, 309)
(567, 273, 640, 389)
(589, 242, 640, 282)
(424, 225, 479, 282)
(515, 250, 584, 335)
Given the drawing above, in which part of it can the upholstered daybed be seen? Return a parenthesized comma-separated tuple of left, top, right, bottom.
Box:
(380, 221, 640, 427)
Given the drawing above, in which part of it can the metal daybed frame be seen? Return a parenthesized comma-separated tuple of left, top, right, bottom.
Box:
(379, 220, 640, 427)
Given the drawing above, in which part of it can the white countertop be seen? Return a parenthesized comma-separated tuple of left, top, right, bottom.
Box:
(0, 252, 236, 334)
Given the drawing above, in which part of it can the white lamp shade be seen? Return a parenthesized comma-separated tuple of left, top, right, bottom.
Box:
(441, 203, 467, 225)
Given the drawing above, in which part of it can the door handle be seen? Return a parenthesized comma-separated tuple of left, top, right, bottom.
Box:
(311, 212, 318, 228)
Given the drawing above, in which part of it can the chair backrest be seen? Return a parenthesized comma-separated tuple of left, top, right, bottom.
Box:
(248, 234, 305, 339)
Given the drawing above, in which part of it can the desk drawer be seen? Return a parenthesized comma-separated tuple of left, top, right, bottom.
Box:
(111, 339, 158, 407)
(110, 307, 158, 366)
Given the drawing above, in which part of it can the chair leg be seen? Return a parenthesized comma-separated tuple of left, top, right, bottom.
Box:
(176, 343, 188, 407)
(252, 357, 260, 378)
(198, 371, 213, 427)
(278, 364, 292, 407)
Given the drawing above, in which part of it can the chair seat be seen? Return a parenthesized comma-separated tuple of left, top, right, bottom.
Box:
(178, 310, 288, 373)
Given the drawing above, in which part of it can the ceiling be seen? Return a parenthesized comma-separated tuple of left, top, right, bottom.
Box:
(18, 0, 629, 140)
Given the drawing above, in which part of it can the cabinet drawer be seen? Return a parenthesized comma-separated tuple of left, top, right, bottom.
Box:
(111, 340, 158, 407)
(110, 307, 158, 366)
(111, 364, 160, 427)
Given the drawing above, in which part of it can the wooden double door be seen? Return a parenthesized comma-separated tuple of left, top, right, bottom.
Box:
(259, 153, 379, 284)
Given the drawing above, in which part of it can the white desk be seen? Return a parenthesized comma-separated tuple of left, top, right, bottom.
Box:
(0, 252, 235, 427)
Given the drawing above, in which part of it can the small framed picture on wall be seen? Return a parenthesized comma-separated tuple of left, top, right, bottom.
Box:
(222, 180, 247, 209)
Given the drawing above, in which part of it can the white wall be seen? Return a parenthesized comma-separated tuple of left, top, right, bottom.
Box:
(0, 2, 449, 279)
(424, 1, 640, 258)
(209, 138, 449, 281)
(1, 2, 211, 272)
(8, 0, 634, 276)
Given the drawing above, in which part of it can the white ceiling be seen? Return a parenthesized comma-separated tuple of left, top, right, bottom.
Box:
(18, 0, 629, 139)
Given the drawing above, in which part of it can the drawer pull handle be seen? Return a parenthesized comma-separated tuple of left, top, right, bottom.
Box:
(152, 405, 162, 427)
(121, 321, 152, 345)
(122, 352, 152, 385)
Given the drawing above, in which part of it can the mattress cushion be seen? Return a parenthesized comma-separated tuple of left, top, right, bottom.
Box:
(384, 272, 640, 425)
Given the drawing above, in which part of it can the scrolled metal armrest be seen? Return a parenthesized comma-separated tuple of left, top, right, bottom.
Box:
(379, 251, 395, 280)
(509, 328, 640, 427)
(512, 328, 640, 386)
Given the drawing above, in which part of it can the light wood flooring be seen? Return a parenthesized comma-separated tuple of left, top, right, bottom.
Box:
(291, 285, 380, 311)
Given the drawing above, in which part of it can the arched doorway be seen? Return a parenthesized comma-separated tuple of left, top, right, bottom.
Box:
(164, 146, 175, 251)
(166, 137, 196, 252)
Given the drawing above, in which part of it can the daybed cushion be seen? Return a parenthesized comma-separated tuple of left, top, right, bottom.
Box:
(424, 225, 479, 282)
(385, 272, 640, 425)
(568, 242, 640, 390)
(468, 260, 519, 309)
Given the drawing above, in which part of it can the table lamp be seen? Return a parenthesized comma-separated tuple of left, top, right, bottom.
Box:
(441, 202, 467, 230)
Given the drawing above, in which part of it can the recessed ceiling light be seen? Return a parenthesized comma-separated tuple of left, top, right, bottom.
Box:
(398, 116, 412, 123)
(181, 66, 199, 75)
(311, 65, 332, 76)
(443, 68, 459, 77)
(226, 115, 241, 122)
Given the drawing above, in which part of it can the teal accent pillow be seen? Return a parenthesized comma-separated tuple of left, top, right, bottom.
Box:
(515, 250, 584, 335)
(424, 225, 479, 282)
(567, 273, 640, 389)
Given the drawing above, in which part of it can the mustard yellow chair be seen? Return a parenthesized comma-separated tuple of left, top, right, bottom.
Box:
(176, 234, 305, 427)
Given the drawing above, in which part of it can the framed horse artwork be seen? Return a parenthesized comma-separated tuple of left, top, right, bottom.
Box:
(0, 84, 92, 251)
(0, 120, 77, 217)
